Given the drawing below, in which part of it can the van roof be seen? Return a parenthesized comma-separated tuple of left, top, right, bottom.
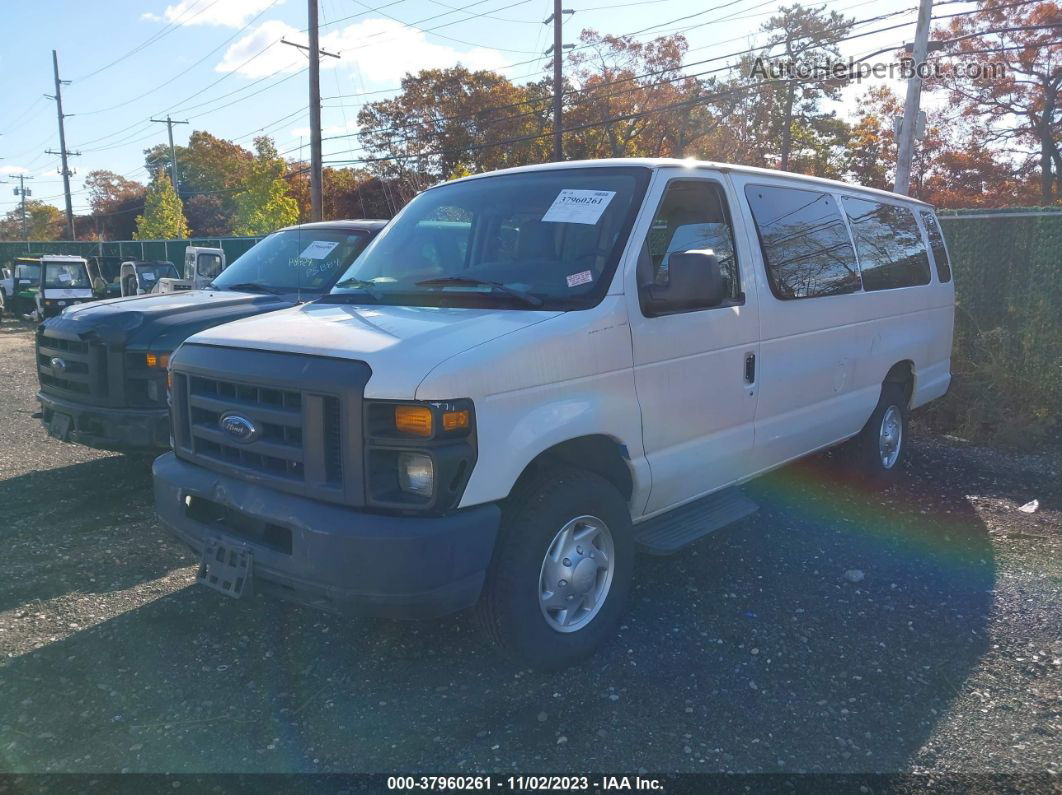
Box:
(444, 158, 934, 209)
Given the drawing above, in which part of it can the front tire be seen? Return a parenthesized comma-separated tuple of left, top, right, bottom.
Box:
(479, 467, 634, 670)
(848, 382, 909, 485)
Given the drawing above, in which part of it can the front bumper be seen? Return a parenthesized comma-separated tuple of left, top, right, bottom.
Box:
(153, 453, 501, 619)
(38, 391, 170, 450)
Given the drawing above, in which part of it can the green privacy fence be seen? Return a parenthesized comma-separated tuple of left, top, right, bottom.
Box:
(0, 237, 264, 270)
(937, 209, 1062, 443)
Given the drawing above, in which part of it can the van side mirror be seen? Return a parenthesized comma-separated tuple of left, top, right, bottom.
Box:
(642, 249, 724, 314)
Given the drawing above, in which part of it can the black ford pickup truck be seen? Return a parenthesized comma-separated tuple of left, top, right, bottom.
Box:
(36, 220, 385, 450)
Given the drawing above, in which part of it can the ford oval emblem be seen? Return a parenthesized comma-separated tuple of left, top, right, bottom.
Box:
(50, 357, 67, 372)
(219, 413, 260, 444)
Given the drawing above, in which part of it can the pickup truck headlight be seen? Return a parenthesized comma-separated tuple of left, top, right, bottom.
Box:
(364, 399, 476, 512)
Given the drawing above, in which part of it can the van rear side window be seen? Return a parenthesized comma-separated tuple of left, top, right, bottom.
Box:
(744, 184, 860, 300)
(842, 197, 931, 291)
(921, 211, 952, 283)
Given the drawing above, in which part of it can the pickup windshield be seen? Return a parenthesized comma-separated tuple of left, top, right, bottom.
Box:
(211, 228, 373, 293)
(328, 166, 650, 310)
(137, 262, 179, 288)
(44, 262, 91, 289)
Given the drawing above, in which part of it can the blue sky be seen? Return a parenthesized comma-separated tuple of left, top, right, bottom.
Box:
(0, 0, 962, 215)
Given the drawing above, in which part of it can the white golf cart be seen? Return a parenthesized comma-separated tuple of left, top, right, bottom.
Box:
(35, 255, 103, 319)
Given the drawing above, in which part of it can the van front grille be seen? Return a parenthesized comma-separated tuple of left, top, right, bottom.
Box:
(169, 345, 370, 507)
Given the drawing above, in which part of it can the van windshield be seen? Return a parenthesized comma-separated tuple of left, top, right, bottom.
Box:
(211, 228, 374, 293)
(44, 262, 91, 289)
(328, 166, 650, 310)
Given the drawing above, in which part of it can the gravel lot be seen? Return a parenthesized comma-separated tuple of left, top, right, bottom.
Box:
(0, 318, 1059, 778)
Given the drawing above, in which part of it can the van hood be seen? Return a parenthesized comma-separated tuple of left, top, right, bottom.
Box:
(45, 289, 295, 351)
(185, 301, 562, 399)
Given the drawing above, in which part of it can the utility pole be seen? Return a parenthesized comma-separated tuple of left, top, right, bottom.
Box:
(12, 174, 34, 241)
(894, 0, 933, 196)
(46, 50, 79, 239)
(150, 116, 189, 193)
(282, 4, 339, 221)
(544, 3, 574, 162)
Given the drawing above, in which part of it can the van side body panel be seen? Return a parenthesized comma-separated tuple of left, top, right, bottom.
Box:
(416, 296, 649, 511)
(730, 172, 953, 473)
(622, 168, 762, 516)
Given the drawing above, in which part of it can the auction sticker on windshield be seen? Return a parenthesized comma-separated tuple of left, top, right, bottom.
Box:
(542, 189, 616, 225)
(299, 240, 341, 259)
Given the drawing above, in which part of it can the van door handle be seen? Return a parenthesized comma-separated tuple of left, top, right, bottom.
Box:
(744, 353, 756, 384)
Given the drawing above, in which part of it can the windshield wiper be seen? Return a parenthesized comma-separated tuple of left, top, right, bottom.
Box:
(322, 277, 380, 303)
(415, 277, 543, 308)
(221, 282, 286, 295)
(333, 277, 379, 289)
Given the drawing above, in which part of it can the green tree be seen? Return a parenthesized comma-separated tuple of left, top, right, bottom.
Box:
(134, 174, 189, 240)
(0, 200, 65, 240)
(231, 137, 300, 235)
(144, 131, 254, 235)
(758, 4, 854, 171)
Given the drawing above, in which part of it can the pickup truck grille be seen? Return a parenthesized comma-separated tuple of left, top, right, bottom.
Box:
(36, 328, 109, 402)
(37, 327, 168, 409)
(170, 345, 370, 507)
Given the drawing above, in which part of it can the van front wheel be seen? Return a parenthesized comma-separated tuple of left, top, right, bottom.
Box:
(479, 467, 634, 670)
(849, 383, 909, 484)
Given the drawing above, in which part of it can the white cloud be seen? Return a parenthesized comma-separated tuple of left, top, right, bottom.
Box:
(0, 165, 31, 176)
(216, 18, 508, 84)
(142, 0, 284, 28)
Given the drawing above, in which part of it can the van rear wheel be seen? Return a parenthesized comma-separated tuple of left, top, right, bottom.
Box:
(478, 467, 634, 670)
(848, 383, 909, 485)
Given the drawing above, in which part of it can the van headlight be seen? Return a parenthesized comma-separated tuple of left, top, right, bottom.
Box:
(364, 399, 476, 511)
(398, 452, 434, 498)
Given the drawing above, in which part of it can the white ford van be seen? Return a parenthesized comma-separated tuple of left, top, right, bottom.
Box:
(153, 159, 954, 669)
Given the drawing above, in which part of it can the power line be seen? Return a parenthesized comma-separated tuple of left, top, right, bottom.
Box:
(73, 0, 224, 82)
(344, 0, 542, 54)
(307, 7, 929, 152)
(308, 2, 1036, 164)
(72, 0, 285, 118)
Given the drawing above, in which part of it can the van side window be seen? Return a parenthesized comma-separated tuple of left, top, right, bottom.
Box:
(744, 184, 860, 299)
(842, 197, 931, 291)
(640, 180, 740, 312)
(920, 211, 952, 283)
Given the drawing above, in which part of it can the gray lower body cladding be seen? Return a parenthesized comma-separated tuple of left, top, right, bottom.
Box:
(38, 391, 170, 450)
(153, 452, 501, 619)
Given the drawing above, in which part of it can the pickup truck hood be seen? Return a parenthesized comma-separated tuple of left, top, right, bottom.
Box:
(45, 289, 297, 350)
(186, 301, 562, 399)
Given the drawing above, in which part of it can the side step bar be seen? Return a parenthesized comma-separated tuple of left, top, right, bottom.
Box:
(634, 487, 759, 555)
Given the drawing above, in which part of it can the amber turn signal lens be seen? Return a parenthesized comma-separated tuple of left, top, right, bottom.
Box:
(395, 405, 433, 437)
(442, 409, 470, 431)
(146, 353, 170, 368)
